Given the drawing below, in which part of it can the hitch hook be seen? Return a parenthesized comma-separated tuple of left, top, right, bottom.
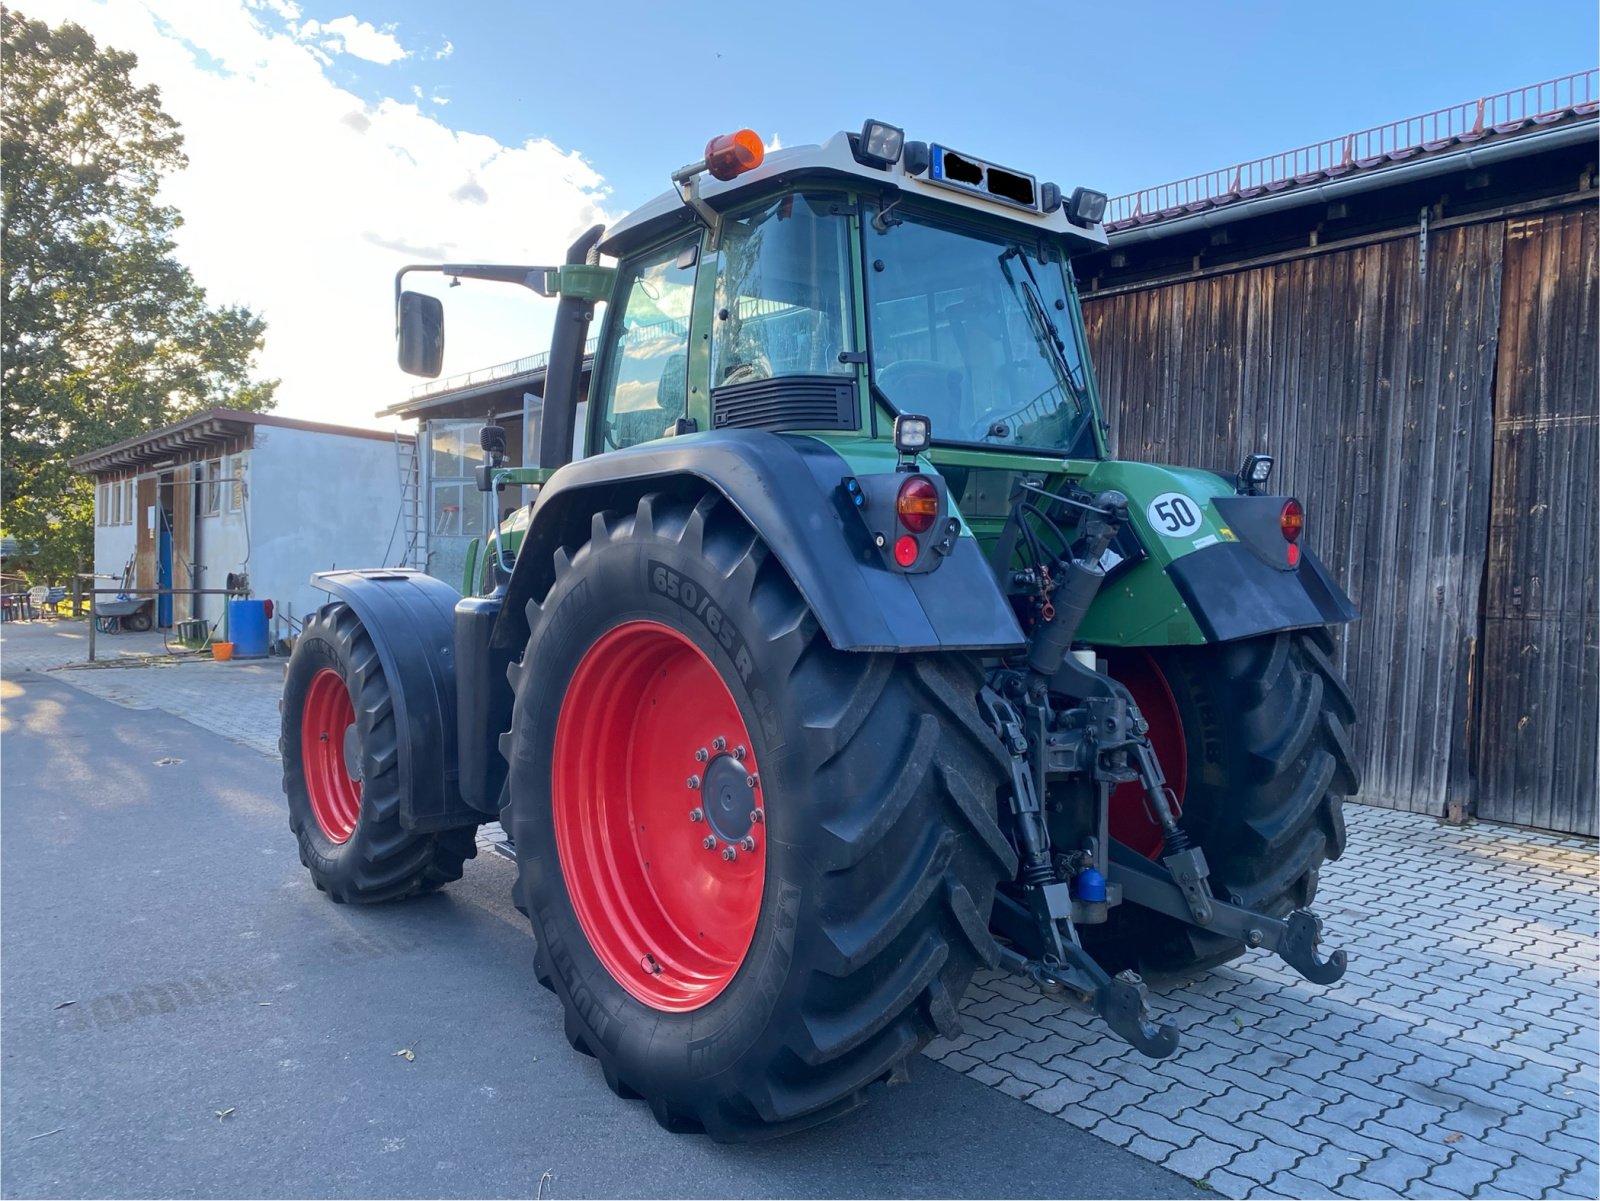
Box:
(1278, 910, 1347, 985)
(1096, 971, 1180, 1059)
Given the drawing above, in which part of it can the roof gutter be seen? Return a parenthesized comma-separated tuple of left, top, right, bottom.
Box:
(1107, 120, 1598, 248)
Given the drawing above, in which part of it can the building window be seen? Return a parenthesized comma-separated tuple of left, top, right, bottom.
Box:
(112, 480, 123, 526)
(123, 479, 134, 525)
(201, 459, 221, 516)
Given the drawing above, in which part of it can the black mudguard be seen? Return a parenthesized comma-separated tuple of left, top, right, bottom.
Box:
(492, 429, 1026, 655)
(1165, 542, 1358, 643)
(310, 569, 484, 831)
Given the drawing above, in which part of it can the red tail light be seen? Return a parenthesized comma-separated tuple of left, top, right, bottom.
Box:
(896, 476, 939, 534)
(1280, 499, 1304, 543)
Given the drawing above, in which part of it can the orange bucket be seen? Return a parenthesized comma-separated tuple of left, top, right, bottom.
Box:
(212, 641, 234, 662)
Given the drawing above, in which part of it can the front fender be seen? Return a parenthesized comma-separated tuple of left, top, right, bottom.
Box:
(494, 430, 1026, 655)
(309, 569, 477, 831)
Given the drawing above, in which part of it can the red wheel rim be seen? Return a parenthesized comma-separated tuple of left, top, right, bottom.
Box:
(1104, 651, 1186, 860)
(301, 668, 361, 844)
(553, 620, 764, 1012)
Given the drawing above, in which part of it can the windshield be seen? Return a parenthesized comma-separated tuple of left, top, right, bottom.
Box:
(865, 205, 1098, 457)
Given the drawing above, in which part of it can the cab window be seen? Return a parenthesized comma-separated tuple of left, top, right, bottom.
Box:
(711, 193, 854, 386)
(594, 236, 697, 451)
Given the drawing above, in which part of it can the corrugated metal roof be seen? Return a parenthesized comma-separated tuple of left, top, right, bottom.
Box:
(69, 409, 411, 475)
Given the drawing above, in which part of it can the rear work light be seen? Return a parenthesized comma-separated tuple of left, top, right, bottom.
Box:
(896, 476, 939, 534)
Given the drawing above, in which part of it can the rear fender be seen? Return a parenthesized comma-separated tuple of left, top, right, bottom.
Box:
(1074, 461, 1357, 646)
(310, 569, 482, 831)
(492, 429, 1027, 656)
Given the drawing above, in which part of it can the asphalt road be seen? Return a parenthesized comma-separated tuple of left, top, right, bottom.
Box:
(1, 672, 1205, 1200)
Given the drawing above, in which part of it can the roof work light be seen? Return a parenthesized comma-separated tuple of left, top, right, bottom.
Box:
(856, 119, 906, 168)
(1067, 186, 1108, 226)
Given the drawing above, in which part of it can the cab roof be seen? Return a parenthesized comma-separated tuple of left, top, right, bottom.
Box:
(598, 128, 1109, 259)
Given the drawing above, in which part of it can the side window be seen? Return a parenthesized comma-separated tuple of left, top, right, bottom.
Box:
(712, 193, 853, 387)
(594, 237, 697, 452)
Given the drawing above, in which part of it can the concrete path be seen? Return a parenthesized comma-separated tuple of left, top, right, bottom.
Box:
(4, 617, 1596, 1198)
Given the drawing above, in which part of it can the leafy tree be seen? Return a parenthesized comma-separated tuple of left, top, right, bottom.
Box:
(1, 9, 277, 587)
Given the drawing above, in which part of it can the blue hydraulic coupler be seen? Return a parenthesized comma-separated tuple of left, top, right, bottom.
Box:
(1073, 866, 1107, 903)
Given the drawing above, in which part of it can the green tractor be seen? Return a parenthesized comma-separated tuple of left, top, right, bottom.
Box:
(281, 120, 1358, 1140)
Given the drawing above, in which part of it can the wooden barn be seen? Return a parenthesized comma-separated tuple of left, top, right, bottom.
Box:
(1076, 73, 1598, 836)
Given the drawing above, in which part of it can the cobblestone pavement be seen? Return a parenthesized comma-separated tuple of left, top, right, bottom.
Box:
(6, 618, 1596, 1198)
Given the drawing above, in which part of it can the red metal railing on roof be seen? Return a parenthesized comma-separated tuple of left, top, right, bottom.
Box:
(1105, 70, 1599, 228)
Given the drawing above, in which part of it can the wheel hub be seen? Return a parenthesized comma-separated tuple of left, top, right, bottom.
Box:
(700, 752, 756, 844)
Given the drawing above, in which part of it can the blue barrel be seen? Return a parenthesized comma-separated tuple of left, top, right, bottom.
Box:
(228, 599, 269, 659)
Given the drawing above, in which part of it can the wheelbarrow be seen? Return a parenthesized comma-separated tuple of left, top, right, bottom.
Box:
(94, 596, 154, 634)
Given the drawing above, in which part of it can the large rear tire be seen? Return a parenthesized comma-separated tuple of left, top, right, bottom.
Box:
(280, 602, 476, 903)
(504, 492, 1015, 1141)
(1085, 628, 1358, 978)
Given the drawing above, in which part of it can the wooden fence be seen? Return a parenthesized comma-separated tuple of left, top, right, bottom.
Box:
(1082, 201, 1597, 836)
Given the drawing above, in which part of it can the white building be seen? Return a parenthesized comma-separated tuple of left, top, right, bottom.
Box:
(72, 409, 412, 636)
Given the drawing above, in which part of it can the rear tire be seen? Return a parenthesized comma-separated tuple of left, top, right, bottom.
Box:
(504, 492, 1015, 1141)
(1085, 628, 1358, 978)
(280, 602, 476, 903)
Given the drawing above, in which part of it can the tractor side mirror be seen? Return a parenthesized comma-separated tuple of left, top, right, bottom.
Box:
(397, 291, 445, 377)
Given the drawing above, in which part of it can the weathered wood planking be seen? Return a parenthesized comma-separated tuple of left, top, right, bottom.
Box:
(1477, 208, 1598, 836)
(1082, 206, 1597, 834)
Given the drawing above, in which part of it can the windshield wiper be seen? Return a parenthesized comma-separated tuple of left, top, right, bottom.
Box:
(1001, 248, 1085, 407)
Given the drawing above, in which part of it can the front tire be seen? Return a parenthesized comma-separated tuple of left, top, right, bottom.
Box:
(280, 602, 476, 903)
(1086, 628, 1358, 978)
(505, 492, 1015, 1141)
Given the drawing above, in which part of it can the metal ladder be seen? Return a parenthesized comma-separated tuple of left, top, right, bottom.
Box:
(394, 433, 424, 569)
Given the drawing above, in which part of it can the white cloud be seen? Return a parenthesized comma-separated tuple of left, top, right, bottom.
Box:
(27, 1, 616, 431)
(434, 39, 453, 60)
(296, 14, 408, 65)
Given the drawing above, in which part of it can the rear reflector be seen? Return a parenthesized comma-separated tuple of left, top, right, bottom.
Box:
(893, 535, 919, 567)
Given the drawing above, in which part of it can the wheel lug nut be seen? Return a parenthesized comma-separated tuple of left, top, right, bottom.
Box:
(686, 774, 701, 789)
(750, 808, 764, 824)
(740, 836, 756, 853)
(733, 745, 747, 761)
(712, 736, 727, 752)
(689, 807, 704, 823)
(702, 835, 717, 850)
(746, 774, 759, 789)
(694, 747, 708, 762)
(721, 846, 738, 862)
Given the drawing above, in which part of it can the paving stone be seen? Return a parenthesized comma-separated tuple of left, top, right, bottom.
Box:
(1484, 1154, 1572, 1199)
(1353, 1118, 1453, 1167)
(966, 1063, 1010, 1088)
(1197, 1168, 1257, 1199)
(1154, 1135, 1241, 1182)
(1089, 1115, 1138, 1148)
(1348, 1149, 1441, 1194)
(1261, 1171, 1340, 1199)
(1235, 1112, 1323, 1157)
(1120, 1134, 1183, 1170)
(1419, 1148, 1503, 1196)
(1221, 1138, 1305, 1185)
(1023, 1076, 1095, 1115)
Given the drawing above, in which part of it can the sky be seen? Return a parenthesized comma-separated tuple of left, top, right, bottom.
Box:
(23, 0, 1600, 431)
